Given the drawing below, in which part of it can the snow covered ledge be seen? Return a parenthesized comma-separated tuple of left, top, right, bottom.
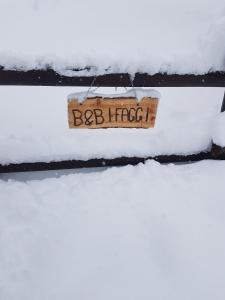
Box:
(67, 88, 161, 103)
(212, 110, 225, 158)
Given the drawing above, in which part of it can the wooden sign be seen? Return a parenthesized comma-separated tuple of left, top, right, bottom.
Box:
(68, 96, 158, 129)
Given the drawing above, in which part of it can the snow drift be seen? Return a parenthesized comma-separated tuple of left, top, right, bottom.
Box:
(0, 0, 224, 75)
(1, 160, 225, 300)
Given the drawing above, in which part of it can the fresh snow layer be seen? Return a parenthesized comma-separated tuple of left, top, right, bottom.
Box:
(213, 111, 225, 147)
(0, 0, 225, 75)
(67, 88, 161, 103)
(1, 160, 225, 300)
(0, 86, 223, 165)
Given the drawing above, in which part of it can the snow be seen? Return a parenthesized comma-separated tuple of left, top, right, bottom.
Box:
(0, 0, 224, 75)
(1, 160, 225, 300)
(212, 111, 225, 147)
(0, 86, 223, 165)
(67, 88, 161, 103)
(1, 2, 225, 300)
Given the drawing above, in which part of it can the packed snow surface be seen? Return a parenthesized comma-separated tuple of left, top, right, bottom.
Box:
(213, 111, 225, 147)
(1, 160, 225, 300)
(0, 86, 223, 165)
(67, 88, 161, 103)
(0, 0, 225, 75)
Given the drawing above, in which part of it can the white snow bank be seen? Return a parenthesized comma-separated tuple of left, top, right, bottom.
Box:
(67, 88, 161, 103)
(212, 111, 225, 146)
(0, 86, 223, 165)
(0, 0, 224, 75)
(1, 160, 225, 300)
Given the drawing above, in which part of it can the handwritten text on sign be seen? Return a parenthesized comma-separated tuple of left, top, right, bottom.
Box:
(68, 97, 158, 128)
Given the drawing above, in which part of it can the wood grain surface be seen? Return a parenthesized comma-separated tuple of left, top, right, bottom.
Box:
(68, 97, 159, 128)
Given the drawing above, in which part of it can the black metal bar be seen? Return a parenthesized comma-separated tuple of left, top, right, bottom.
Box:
(221, 90, 225, 112)
(0, 152, 211, 173)
(0, 68, 225, 87)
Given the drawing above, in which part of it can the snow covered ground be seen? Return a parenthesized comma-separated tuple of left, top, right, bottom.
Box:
(1, 1, 225, 300)
(0, 86, 223, 164)
(1, 160, 225, 300)
(0, 0, 224, 74)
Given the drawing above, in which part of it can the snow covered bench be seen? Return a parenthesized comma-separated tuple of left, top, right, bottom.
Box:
(0, 0, 225, 172)
(0, 69, 225, 172)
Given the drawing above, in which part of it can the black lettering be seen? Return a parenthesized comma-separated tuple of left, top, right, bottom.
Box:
(84, 109, 94, 126)
(121, 108, 129, 122)
(136, 107, 143, 122)
(128, 108, 136, 122)
(145, 107, 149, 122)
(94, 109, 104, 125)
(108, 108, 112, 123)
(72, 109, 83, 126)
(115, 108, 122, 122)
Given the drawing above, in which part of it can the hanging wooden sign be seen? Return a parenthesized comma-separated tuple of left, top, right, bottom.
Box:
(68, 90, 159, 129)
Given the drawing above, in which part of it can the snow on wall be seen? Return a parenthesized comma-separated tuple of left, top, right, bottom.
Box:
(0, 0, 224, 75)
(212, 111, 225, 146)
(0, 86, 223, 165)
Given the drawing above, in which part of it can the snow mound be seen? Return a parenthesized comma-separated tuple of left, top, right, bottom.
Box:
(1, 160, 225, 300)
(0, 0, 224, 75)
(67, 88, 161, 103)
(212, 111, 225, 146)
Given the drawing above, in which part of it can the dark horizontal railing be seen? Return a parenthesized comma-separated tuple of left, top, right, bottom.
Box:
(0, 152, 212, 173)
(0, 67, 225, 87)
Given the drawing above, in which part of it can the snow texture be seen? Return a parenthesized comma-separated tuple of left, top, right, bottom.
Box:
(0, 0, 224, 75)
(67, 88, 161, 103)
(212, 111, 225, 146)
(0, 86, 223, 165)
(1, 160, 225, 300)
